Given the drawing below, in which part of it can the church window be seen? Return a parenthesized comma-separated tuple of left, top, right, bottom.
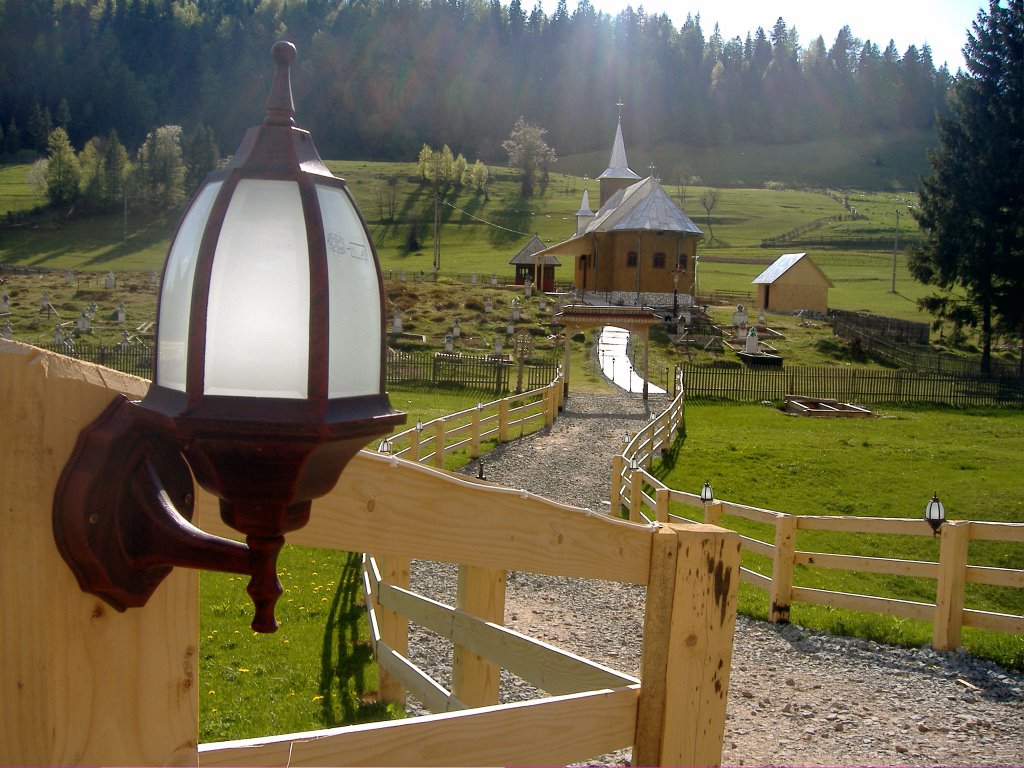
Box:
(653, 252, 666, 269)
(627, 251, 638, 267)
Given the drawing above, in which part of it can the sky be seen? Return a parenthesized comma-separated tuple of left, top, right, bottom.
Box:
(541, 0, 985, 72)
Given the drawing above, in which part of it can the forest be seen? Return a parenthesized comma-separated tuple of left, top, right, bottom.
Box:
(0, 0, 952, 166)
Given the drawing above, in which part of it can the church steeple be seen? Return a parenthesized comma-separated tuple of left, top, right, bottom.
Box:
(575, 187, 594, 235)
(597, 109, 641, 207)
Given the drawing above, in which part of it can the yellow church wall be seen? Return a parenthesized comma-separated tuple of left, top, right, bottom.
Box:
(572, 231, 697, 297)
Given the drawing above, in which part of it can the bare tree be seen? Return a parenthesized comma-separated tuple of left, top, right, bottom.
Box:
(700, 188, 720, 244)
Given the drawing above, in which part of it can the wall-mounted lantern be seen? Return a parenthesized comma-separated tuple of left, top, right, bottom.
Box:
(925, 492, 945, 534)
(52, 42, 405, 633)
(700, 480, 714, 504)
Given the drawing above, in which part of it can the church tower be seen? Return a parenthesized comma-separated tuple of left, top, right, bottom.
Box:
(597, 114, 641, 207)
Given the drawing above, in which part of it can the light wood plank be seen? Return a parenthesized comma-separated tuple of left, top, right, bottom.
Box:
(791, 586, 934, 621)
(962, 609, 1024, 634)
(719, 501, 782, 525)
(740, 567, 772, 591)
(0, 342, 197, 766)
(796, 515, 931, 536)
(965, 565, 1024, 589)
(968, 521, 1024, 543)
(452, 565, 505, 707)
(199, 453, 655, 585)
(374, 642, 464, 714)
(199, 687, 639, 767)
(794, 551, 939, 579)
(739, 534, 774, 558)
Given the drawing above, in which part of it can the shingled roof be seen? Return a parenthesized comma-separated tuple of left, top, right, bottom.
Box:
(509, 235, 560, 265)
(584, 177, 703, 235)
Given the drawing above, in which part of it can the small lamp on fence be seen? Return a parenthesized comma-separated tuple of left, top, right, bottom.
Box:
(629, 456, 640, 472)
(377, 436, 393, 455)
(415, 419, 424, 433)
(51, 42, 406, 634)
(700, 480, 714, 504)
(925, 492, 945, 534)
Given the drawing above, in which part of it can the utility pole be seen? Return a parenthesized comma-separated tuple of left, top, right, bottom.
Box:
(891, 208, 900, 293)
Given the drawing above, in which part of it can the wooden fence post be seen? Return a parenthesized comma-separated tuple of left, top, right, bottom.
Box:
(655, 488, 670, 523)
(933, 521, 970, 651)
(376, 555, 411, 705)
(704, 500, 723, 527)
(498, 398, 510, 443)
(634, 524, 740, 767)
(470, 406, 481, 459)
(769, 514, 797, 623)
(630, 468, 643, 523)
(545, 383, 555, 427)
(610, 455, 624, 517)
(451, 565, 506, 708)
(409, 427, 421, 462)
(433, 419, 446, 469)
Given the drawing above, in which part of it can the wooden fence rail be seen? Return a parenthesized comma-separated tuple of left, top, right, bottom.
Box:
(381, 376, 563, 469)
(612, 383, 1023, 652)
(680, 363, 1024, 407)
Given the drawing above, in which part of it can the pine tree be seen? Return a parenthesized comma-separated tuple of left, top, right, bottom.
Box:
(910, 0, 1024, 372)
(42, 127, 81, 206)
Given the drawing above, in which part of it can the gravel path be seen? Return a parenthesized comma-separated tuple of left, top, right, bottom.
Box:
(403, 389, 1024, 766)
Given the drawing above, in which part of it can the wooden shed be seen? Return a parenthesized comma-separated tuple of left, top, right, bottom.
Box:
(752, 253, 832, 315)
(509, 235, 559, 292)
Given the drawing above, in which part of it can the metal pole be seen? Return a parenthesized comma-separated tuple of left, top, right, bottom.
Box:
(891, 208, 900, 293)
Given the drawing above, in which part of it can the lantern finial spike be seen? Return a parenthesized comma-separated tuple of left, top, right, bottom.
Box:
(266, 40, 296, 126)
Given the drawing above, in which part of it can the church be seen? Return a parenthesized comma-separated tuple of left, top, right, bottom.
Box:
(537, 117, 703, 307)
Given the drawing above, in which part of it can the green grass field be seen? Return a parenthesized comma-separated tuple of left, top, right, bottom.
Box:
(655, 401, 1024, 668)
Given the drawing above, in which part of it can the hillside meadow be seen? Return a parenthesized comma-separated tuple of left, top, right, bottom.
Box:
(1, 158, 933, 322)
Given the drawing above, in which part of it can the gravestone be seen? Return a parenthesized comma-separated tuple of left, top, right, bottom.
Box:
(444, 334, 454, 353)
(119, 330, 133, 351)
(1, 294, 8, 313)
(77, 310, 90, 332)
(392, 309, 403, 333)
(524, 281, 533, 298)
(470, 273, 477, 285)
(117, 303, 126, 323)
(105, 272, 116, 289)
(732, 304, 748, 328)
(744, 326, 760, 354)
(2, 320, 12, 339)
(150, 268, 159, 286)
(490, 273, 497, 286)
(452, 318, 460, 338)
(511, 299, 521, 321)
(483, 299, 493, 314)
(40, 293, 49, 310)
(54, 325, 65, 345)
(64, 269, 74, 285)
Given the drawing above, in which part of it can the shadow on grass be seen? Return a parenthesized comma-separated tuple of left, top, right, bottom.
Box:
(319, 551, 397, 726)
(650, 426, 685, 482)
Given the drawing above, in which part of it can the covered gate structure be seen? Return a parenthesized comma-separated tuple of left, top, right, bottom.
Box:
(556, 305, 662, 400)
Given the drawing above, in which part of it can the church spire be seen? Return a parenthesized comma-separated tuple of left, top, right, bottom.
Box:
(597, 106, 640, 207)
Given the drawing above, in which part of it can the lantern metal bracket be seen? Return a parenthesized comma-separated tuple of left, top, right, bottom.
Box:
(53, 396, 281, 630)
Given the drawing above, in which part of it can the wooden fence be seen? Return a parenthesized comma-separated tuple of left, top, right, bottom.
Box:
(39, 342, 153, 378)
(832, 318, 1021, 379)
(680, 363, 1024, 407)
(830, 309, 931, 345)
(380, 376, 564, 469)
(386, 349, 560, 392)
(613, 384, 1024, 653)
(0, 341, 742, 766)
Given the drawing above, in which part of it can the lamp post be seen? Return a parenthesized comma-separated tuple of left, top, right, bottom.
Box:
(925, 491, 945, 534)
(52, 42, 405, 633)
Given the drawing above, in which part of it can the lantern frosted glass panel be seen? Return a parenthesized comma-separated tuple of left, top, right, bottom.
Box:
(317, 184, 382, 398)
(156, 182, 223, 391)
(205, 179, 311, 398)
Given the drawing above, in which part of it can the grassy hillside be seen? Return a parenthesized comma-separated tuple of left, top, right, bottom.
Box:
(2, 146, 932, 324)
